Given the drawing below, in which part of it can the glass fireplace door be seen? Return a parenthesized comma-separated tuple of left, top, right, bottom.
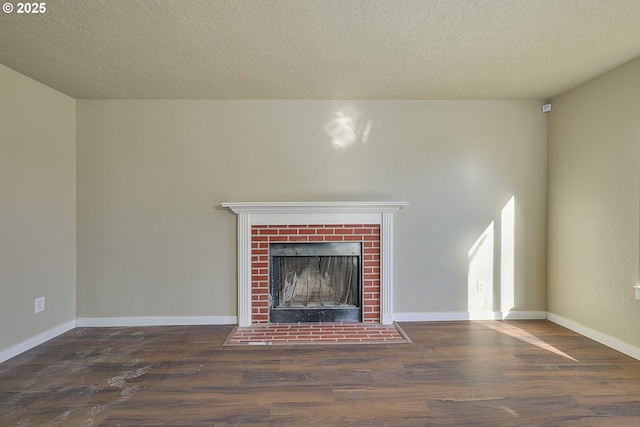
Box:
(269, 242, 362, 323)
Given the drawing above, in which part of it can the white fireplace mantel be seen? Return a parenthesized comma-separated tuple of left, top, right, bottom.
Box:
(221, 201, 410, 214)
(221, 201, 409, 326)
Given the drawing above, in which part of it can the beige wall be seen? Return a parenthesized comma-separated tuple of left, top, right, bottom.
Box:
(4, 52, 639, 354)
(0, 64, 76, 352)
(77, 100, 547, 319)
(548, 57, 640, 347)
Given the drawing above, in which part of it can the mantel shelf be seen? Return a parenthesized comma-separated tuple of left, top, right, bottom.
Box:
(221, 201, 410, 215)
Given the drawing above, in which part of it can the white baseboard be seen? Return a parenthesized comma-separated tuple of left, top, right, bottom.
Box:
(76, 316, 237, 327)
(3, 314, 638, 363)
(501, 311, 548, 320)
(547, 312, 640, 361)
(0, 319, 76, 364)
(393, 311, 547, 322)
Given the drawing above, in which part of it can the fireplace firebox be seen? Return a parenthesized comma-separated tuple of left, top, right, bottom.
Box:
(269, 242, 362, 323)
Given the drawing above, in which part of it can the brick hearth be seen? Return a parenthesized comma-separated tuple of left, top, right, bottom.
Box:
(224, 322, 410, 345)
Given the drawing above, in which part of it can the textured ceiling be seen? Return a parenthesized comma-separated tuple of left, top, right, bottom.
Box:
(1, 0, 640, 99)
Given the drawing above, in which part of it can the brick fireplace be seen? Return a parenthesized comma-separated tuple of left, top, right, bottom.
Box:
(221, 201, 409, 326)
(253, 224, 380, 324)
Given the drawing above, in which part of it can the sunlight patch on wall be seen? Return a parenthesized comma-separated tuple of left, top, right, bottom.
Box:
(468, 221, 494, 316)
(501, 196, 515, 313)
(323, 104, 372, 149)
(467, 196, 516, 319)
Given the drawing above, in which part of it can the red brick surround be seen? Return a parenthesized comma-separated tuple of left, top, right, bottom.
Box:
(251, 224, 381, 324)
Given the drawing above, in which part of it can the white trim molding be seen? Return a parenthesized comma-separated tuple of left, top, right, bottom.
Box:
(0, 320, 76, 364)
(221, 201, 409, 326)
(76, 316, 237, 327)
(220, 201, 410, 214)
(547, 313, 640, 361)
(393, 311, 548, 322)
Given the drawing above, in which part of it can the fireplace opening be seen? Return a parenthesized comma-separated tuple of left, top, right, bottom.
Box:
(269, 242, 362, 323)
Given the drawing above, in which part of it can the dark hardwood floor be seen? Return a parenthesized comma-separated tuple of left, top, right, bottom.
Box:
(1, 320, 639, 426)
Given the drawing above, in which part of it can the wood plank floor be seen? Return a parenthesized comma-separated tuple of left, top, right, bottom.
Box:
(1, 320, 639, 426)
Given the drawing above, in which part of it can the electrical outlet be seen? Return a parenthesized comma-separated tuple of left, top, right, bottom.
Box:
(34, 296, 45, 313)
(476, 282, 485, 293)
